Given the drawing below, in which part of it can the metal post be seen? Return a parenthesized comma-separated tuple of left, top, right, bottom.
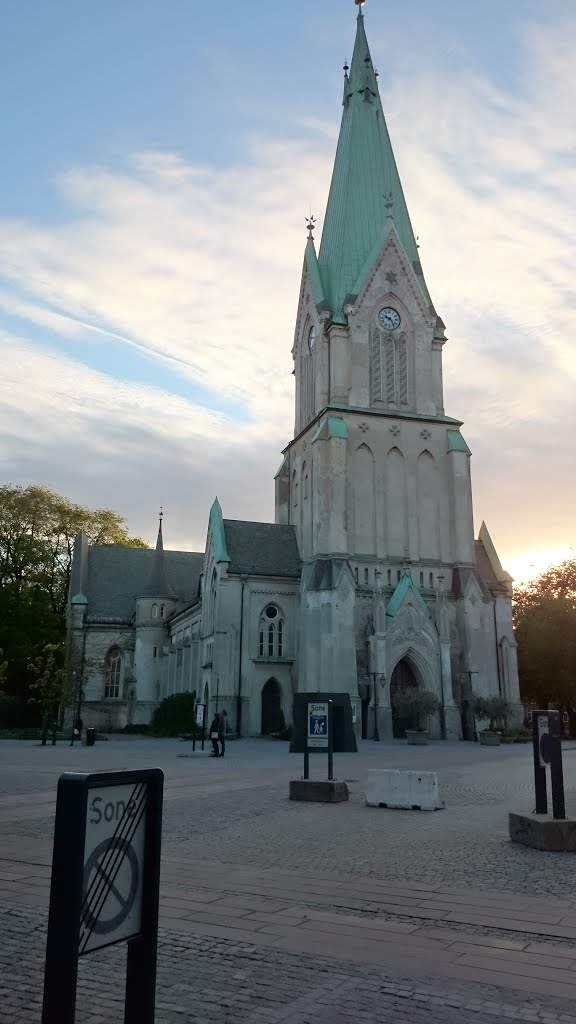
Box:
(42, 777, 86, 1024)
(532, 711, 548, 814)
(549, 711, 566, 821)
(304, 748, 309, 780)
(373, 673, 380, 742)
(125, 773, 164, 1024)
(328, 700, 334, 781)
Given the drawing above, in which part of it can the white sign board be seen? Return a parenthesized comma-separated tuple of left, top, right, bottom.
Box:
(79, 782, 147, 955)
(537, 714, 550, 768)
(195, 703, 205, 727)
(307, 702, 329, 749)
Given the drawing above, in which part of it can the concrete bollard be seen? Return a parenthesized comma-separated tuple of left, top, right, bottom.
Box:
(365, 769, 444, 810)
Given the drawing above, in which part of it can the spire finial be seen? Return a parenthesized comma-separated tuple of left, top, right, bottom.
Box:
(355, 0, 365, 8)
(306, 213, 316, 240)
(384, 192, 393, 219)
(159, 506, 163, 523)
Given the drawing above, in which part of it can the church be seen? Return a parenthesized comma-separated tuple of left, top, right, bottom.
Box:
(67, 2, 522, 741)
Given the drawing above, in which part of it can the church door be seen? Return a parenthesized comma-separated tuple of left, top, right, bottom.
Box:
(390, 659, 419, 738)
(261, 678, 284, 735)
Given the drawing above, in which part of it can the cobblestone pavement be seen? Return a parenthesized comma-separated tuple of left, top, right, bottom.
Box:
(4, 903, 576, 1024)
(2, 737, 576, 1022)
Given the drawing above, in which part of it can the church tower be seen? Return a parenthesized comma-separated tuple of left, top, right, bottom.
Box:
(276, 1, 521, 739)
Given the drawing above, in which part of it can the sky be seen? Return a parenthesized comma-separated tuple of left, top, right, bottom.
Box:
(1, 0, 574, 584)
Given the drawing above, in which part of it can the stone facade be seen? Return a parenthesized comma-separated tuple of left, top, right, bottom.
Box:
(66, 8, 522, 738)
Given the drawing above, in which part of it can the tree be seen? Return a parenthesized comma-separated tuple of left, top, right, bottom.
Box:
(472, 696, 511, 732)
(0, 484, 148, 712)
(27, 644, 68, 745)
(514, 557, 576, 709)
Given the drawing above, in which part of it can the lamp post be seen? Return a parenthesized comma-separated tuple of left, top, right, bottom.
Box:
(69, 670, 82, 747)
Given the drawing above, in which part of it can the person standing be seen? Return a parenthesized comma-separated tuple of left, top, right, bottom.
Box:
(209, 714, 220, 757)
(218, 710, 227, 758)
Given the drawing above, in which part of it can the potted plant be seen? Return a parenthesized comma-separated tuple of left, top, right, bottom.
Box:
(394, 689, 440, 744)
(472, 695, 511, 745)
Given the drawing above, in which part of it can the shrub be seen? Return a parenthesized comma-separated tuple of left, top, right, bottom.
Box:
(151, 692, 196, 737)
(472, 696, 511, 731)
(394, 689, 440, 731)
(123, 723, 151, 735)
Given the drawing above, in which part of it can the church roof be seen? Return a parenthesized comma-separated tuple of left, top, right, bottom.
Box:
(222, 520, 301, 578)
(318, 7, 431, 322)
(475, 540, 510, 595)
(85, 546, 204, 619)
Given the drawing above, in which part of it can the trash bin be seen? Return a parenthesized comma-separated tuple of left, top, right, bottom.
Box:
(86, 727, 96, 747)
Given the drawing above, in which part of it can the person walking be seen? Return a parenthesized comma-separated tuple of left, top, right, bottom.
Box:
(218, 710, 227, 758)
(209, 714, 220, 757)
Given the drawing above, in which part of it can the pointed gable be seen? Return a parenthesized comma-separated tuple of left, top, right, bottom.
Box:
(318, 6, 431, 323)
(387, 570, 431, 620)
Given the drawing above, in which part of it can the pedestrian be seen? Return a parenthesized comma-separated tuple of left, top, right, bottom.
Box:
(209, 714, 220, 757)
(218, 710, 227, 758)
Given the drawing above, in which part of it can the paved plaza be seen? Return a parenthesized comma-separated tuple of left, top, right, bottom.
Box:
(2, 736, 576, 1023)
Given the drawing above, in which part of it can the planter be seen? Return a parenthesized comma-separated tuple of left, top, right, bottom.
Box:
(405, 730, 429, 746)
(479, 730, 500, 746)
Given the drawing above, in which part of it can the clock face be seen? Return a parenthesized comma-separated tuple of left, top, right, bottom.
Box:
(378, 306, 401, 331)
(308, 325, 316, 350)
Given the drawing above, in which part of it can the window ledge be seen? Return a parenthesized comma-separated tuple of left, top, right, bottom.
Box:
(253, 656, 294, 664)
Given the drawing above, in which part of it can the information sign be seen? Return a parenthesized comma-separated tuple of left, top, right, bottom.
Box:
(537, 714, 551, 767)
(81, 781, 147, 955)
(195, 703, 205, 727)
(307, 702, 329, 749)
(42, 768, 163, 1024)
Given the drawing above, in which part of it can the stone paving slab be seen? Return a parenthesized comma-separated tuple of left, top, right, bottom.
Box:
(4, 738, 576, 1022)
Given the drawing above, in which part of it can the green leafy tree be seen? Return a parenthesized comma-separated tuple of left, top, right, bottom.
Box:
(0, 484, 147, 714)
(27, 643, 68, 745)
(514, 557, 576, 709)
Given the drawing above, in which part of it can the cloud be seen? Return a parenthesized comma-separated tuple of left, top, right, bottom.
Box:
(0, 11, 575, 572)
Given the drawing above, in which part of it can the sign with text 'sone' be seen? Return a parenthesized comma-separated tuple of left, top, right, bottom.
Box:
(42, 769, 163, 1024)
(537, 713, 551, 767)
(307, 702, 329, 749)
(195, 703, 205, 727)
(81, 782, 147, 954)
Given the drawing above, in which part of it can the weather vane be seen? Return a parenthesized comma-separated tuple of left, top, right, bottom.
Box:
(306, 213, 316, 239)
(159, 506, 163, 522)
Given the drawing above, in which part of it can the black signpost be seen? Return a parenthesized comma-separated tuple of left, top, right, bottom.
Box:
(42, 768, 163, 1024)
(304, 699, 334, 781)
(531, 710, 565, 820)
(193, 703, 206, 752)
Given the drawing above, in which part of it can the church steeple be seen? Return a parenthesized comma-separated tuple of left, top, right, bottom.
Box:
(139, 509, 176, 598)
(318, 1, 431, 323)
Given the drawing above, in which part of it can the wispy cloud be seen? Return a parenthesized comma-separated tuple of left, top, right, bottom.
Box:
(0, 12, 574, 574)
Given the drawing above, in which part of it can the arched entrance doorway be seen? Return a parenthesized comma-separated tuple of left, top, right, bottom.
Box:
(261, 678, 283, 735)
(390, 659, 419, 738)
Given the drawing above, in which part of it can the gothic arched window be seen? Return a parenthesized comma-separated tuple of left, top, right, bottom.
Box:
(152, 604, 158, 619)
(104, 648, 122, 700)
(258, 605, 285, 659)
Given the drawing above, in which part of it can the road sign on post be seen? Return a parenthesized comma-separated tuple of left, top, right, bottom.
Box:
(304, 700, 333, 782)
(42, 768, 163, 1024)
(193, 703, 205, 751)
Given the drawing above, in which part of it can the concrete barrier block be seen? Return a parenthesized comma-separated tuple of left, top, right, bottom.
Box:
(366, 769, 444, 810)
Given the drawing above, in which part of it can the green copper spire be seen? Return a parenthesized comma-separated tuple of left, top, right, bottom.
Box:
(318, 3, 431, 322)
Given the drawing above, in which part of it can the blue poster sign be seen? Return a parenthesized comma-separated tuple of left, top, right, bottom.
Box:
(307, 702, 329, 749)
